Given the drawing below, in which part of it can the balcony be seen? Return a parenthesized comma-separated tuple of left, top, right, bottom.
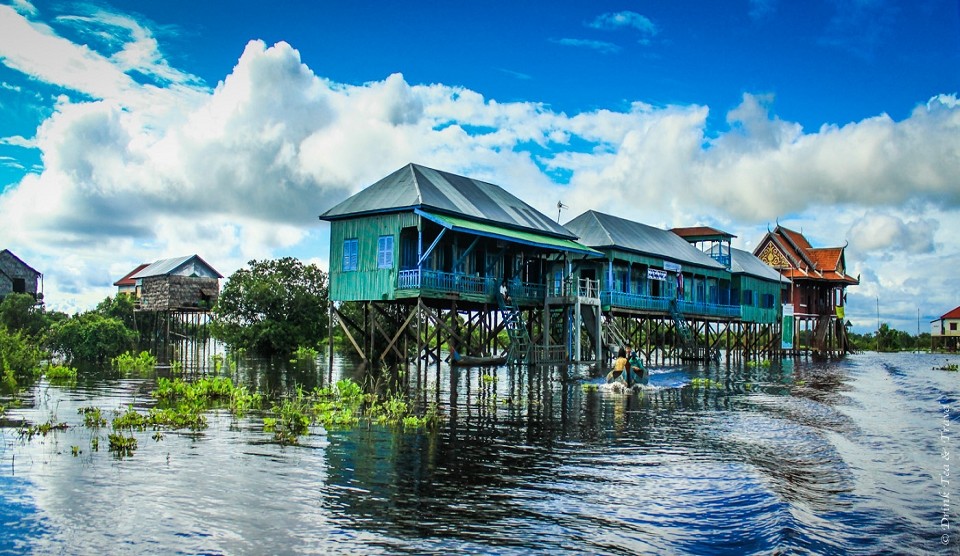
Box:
(397, 269, 545, 305)
(601, 290, 741, 319)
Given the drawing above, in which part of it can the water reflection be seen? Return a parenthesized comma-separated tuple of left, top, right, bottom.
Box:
(1, 352, 957, 553)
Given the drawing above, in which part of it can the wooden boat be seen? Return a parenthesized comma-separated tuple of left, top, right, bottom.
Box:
(450, 350, 507, 367)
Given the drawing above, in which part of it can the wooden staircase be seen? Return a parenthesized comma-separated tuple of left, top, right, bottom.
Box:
(498, 292, 531, 364)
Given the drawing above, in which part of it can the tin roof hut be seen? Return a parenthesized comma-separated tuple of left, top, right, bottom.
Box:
(131, 255, 222, 311)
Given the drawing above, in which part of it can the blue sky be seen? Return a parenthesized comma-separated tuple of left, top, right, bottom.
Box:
(0, 0, 958, 333)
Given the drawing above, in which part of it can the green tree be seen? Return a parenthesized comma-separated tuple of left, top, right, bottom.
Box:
(0, 293, 47, 339)
(46, 313, 137, 364)
(212, 257, 329, 355)
(95, 294, 137, 330)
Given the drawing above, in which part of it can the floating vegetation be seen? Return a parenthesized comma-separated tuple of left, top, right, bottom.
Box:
(264, 393, 312, 446)
(153, 376, 262, 417)
(91, 437, 99, 451)
(79, 406, 107, 428)
(582, 383, 599, 393)
(935, 362, 959, 372)
(112, 407, 148, 431)
(108, 433, 137, 458)
(689, 377, 724, 389)
(71, 445, 81, 457)
(746, 359, 772, 368)
(112, 351, 158, 374)
(290, 345, 319, 363)
(44, 364, 77, 381)
(19, 418, 69, 440)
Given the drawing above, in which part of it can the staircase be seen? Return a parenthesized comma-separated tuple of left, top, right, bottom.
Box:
(601, 313, 629, 356)
(498, 292, 531, 364)
(669, 299, 694, 356)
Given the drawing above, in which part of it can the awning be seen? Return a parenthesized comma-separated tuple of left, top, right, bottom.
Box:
(416, 209, 601, 257)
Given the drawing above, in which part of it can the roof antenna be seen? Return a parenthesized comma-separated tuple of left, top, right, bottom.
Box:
(556, 200, 568, 223)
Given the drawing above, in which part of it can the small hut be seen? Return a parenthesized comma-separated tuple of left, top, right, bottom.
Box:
(0, 249, 42, 300)
(131, 255, 222, 311)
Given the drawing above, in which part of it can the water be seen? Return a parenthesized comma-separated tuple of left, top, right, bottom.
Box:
(1, 352, 959, 555)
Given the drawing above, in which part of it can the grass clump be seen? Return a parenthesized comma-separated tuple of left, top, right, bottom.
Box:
(44, 364, 77, 382)
(19, 418, 68, 440)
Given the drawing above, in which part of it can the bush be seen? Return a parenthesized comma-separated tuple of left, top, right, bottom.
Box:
(0, 325, 43, 376)
(46, 313, 137, 364)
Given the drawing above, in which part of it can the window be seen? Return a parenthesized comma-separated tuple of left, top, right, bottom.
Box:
(343, 239, 358, 271)
(742, 290, 755, 306)
(951, 323, 958, 332)
(12, 278, 25, 293)
(377, 235, 394, 269)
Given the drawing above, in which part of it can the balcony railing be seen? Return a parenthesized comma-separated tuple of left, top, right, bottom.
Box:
(601, 290, 741, 318)
(397, 269, 545, 303)
(548, 277, 600, 299)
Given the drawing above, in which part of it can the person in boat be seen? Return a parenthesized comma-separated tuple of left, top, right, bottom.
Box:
(606, 347, 629, 382)
(625, 344, 648, 385)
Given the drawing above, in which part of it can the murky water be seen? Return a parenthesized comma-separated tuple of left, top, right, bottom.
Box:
(1, 352, 958, 555)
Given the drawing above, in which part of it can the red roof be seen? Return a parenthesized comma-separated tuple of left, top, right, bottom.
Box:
(670, 226, 736, 239)
(113, 263, 150, 287)
(754, 226, 858, 285)
(942, 306, 960, 320)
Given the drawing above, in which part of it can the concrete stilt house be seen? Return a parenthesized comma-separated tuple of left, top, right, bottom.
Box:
(0, 249, 42, 301)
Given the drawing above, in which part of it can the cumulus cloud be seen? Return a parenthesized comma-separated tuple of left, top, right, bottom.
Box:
(0, 3, 957, 329)
(848, 211, 938, 255)
(552, 38, 620, 54)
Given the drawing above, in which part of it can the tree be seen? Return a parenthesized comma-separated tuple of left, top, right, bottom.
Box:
(45, 312, 137, 364)
(0, 293, 47, 339)
(95, 294, 137, 330)
(212, 257, 329, 355)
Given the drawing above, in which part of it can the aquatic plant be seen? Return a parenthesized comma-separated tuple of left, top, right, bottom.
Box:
(265, 388, 312, 445)
(582, 383, 598, 392)
(689, 377, 724, 389)
(746, 359, 772, 368)
(19, 418, 68, 440)
(112, 350, 157, 374)
(935, 363, 959, 372)
(482, 374, 496, 384)
(147, 406, 207, 430)
(107, 433, 137, 458)
(71, 445, 81, 457)
(290, 345, 319, 363)
(79, 406, 107, 428)
(112, 407, 148, 431)
(44, 364, 77, 382)
(91, 437, 99, 451)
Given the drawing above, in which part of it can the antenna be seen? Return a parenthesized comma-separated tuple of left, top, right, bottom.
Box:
(556, 200, 568, 223)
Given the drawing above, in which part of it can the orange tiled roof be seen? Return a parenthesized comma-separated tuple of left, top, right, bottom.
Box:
(941, 306, 960, 320)
(808, 247, 842, 271)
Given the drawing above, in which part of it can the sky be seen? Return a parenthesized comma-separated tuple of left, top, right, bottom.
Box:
(0, 0, 958, 334)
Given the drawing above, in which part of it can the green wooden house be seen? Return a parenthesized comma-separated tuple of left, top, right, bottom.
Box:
(729, 247, 783, 324)
(319, 164, 599, 306)
(564, 211, 738, 319)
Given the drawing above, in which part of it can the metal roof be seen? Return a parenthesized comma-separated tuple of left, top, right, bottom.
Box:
(729, 248, 785, 282)
(319, 163, 576, 239)
(418, 210, 601, 257)
(564, 210, 726, 270)
(131, 255, 222, 279)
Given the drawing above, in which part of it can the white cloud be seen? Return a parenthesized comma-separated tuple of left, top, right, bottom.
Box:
(553, 38, 621, 54)
(0, 5, 957, 333)
(588, 11, 657, 36)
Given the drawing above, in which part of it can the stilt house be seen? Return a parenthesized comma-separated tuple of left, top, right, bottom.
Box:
(130, 255, 222, 311)
(320, 163, 599, 305)
(319, 163, 600, 364)
(932, 306, 960, 351)
(753, 225, 858, 354)
(0, 249, 42, 300)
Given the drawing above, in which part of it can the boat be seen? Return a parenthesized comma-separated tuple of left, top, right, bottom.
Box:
(450, 350, 507, 367)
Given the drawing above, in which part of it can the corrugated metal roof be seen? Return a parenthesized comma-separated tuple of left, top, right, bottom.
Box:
(418, 210, 601, 257)
(730, 248, 785, 282)
(319, 163, 576, 239)
(564, 211, 726, 270)
(131, 255, 222, 279)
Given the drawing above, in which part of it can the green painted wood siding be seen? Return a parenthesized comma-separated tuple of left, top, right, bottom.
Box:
(329, 212, 418, 301)
(735, 276, 782, 323)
